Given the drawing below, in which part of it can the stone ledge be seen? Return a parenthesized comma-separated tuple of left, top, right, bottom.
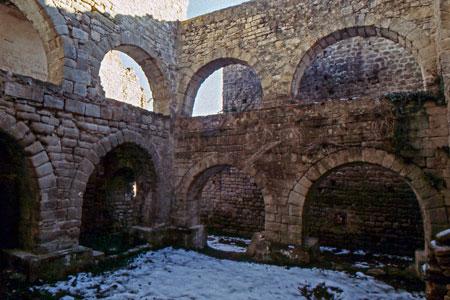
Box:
(1, 246, 93, 282)
(129, 225, 206, 249)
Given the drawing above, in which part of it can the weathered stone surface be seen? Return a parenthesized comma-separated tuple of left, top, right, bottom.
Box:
(0, 0, 449, 290)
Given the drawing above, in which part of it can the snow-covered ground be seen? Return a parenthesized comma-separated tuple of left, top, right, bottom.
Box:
(39, 247, 425, 300)
(206, 235, 251, 252)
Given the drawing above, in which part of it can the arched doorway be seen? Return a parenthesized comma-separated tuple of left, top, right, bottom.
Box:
(0, 131, 37, 253)
(97, 45, 169, 114)
(303, 163, 424, 256)
(187, 165, 265, 251)
(80, 143, 157, 252)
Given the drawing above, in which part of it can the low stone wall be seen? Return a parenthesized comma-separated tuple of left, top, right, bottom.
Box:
(305, 164, 424, 256)
(200, 167, 265, 238)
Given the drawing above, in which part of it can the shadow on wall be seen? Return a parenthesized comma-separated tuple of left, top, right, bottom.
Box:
(293, 34, 424, 104)
(1, 0, 178, 115)
(80, 143, 157, 246)
(303, 163, 424, 256)
(0, 131, 39, 252)
(200, 166, 265, 238)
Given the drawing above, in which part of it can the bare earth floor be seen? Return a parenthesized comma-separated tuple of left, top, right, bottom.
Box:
(38, 246, 425, 300)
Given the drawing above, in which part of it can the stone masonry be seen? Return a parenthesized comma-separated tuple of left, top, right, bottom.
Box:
(305, 163, 424, 256)
(0, 1, 450, 298)
(223, 65, 263, 112)
(295, 36, 424, 103)
(200, 167, 265, 238)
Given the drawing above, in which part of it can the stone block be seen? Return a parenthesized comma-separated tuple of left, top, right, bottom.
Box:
(65, 99, 86, 115)
(38, 174, 57, 190)
(74, 83, 87, 97)
(44, 95, 64, 110)
(31, 122, 55, 135)
(85, 103, 100, 118)
(72, 27, 89, 42)
(5, 82, 44, 102)
(36, 162, 54, 177)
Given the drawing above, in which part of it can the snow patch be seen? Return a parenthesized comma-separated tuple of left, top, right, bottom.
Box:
(38, 248, 425, 300)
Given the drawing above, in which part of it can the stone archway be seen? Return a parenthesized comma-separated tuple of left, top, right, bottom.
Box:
(0, 112, 55, 252)
(185, 165, 266, 238)
(93, 42, 171, 114)
(72, 130, 165, 246)
(286, 148, 448, 249)
(80, 142, 157, 248)
(180, 58, 262, 116)
(10, 0, 65, 84)
(291, 26, 433, 99)
(177, 154, 270, 230)
(303, 162, 424, 256)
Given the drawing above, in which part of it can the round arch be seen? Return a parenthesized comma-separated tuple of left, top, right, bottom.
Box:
(286, 147, 448, 249)
(72, 130, 164, 201)
(71, 130, 166, 245)
(290, 25, 435, 99)
(180, 58, 262, 116)
(177, 154, 270, 228)
(0, 111, 56, 251)
(10, 0, 66, 85)
(91, 37, 171, 114)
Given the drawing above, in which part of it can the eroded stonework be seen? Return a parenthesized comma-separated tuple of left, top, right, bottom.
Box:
(0, 1, 450, 298)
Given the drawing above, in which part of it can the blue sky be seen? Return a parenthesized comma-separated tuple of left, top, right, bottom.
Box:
(119, 0, 250, 114)
(187, 0, 250, 18)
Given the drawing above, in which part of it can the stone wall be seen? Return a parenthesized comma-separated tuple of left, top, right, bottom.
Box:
(10, 0, 182, 114)
(177, 0, 438, 115)
(0, 69, 172, 252)
(223, 65, 263, 113)
(48, 0, 188, 21)
(304, 164, 424, 256)
(200, 167, 265, 238)
(295, 36, 424, 104)
(0, 1, 47, 81)
(174, 94, 449, 247)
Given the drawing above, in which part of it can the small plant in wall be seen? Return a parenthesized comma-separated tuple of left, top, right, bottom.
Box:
(381, 90, 444, 155)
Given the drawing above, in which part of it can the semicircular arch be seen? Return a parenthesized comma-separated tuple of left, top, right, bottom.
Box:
(290, 25, 436, 99)
(72, 130, 164, 202)
(10, 0, 66, 85)
(287, 147, 447, 248)
(179, 57, 263, 116)
(0, 111, 56, 250)
(177, 154, 270, 227)
(91, 33, 171, 114)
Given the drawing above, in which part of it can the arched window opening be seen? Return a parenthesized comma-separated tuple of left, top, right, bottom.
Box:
(188, 166, 264, 252)
(193, 68, 224, 116)
(99, 50, 154, 111)
(295, 36, 423, 104)
(80, 144, 156, 254)
(303, 163, 424, 257)
(0, 1, 47, 81)
(189, 60, 263, 117)
(0, 132, 37, 255)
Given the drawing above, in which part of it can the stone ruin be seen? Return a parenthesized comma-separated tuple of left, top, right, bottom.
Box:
(0, 0, 450, 298)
